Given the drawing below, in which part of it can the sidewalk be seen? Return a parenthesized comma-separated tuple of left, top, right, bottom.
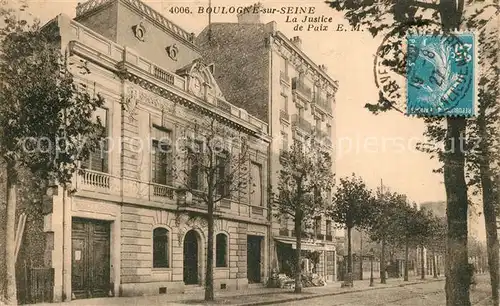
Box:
(28, 276, 444, 306)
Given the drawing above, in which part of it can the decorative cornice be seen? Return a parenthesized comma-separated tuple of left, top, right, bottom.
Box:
(119, 63, 267, 137)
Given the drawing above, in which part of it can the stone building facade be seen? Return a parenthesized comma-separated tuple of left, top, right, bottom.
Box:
(196, 3, 339, 282)
(41, 0, 270, 301)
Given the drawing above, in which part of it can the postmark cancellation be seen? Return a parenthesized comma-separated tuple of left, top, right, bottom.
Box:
(405, 32, 478, 117)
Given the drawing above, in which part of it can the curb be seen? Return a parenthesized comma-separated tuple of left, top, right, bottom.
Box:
(237, 278, 445, 306)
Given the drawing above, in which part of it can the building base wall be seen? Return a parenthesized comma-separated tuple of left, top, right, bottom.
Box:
(119, 278, 250, 297)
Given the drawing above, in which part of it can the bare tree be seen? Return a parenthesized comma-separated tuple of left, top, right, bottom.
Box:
(173, 117, 250, 301)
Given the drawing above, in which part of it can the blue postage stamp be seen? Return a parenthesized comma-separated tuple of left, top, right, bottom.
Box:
(406, 33, 476, 117)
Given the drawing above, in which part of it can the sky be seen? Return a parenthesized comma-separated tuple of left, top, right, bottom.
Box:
(14, 0, 487, 238)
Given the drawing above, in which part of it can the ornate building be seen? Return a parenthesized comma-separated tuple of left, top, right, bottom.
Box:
(196, 3, 339, 282)
(42, 0, 270, 301)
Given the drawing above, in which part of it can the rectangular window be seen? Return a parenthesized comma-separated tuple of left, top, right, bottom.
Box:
(249, 162, 263, 207)
(280, 56, 288, 76)
(326, 220, 332, 236)
(314, 217, 321, 236)
(189, 140, 204, 190)
(298, 107, 304, 119)
(82, 107, 109, 173)
(151, 127, 172, 185)
(281, 132, 288, 151)
(216, 152, 230, 198)
(281, 94, 288, 113)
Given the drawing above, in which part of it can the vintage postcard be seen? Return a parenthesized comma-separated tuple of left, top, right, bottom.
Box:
(0, 0, 498, 305)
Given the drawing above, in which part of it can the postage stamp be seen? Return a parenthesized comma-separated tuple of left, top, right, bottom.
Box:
(405, 33, 477, 117)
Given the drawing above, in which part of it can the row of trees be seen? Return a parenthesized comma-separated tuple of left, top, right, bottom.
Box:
(273, 139, 446, 292)
(330, 175, 446, 286)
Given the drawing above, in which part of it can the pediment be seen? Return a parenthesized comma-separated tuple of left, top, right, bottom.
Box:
(176, 59, 227, 101)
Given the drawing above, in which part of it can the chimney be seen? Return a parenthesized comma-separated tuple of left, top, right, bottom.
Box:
(290, 36, 302, 50)
(319, 64, 328, 72)
(237, 3, 263, 24)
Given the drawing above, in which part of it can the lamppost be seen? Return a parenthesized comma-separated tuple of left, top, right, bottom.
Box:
(369, 248, 374, 287)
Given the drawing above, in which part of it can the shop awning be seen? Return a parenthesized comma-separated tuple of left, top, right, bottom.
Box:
(275, 238, 335, 252)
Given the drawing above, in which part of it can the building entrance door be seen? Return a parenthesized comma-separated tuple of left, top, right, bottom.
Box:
(247, 235, 262, 283)
(71, 218, 110, 299)
(183, 230, 199, 285)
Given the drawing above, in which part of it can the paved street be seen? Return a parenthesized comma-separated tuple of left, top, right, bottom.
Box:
(275, 275, 492, 306)
(26, 275, 494, 306)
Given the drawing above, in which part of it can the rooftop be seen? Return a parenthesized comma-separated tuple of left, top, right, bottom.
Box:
(75, 0, 197, 49)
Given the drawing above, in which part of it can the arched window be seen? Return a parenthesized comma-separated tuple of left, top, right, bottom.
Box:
(215, 233, 228, 268)
(153, 228, 169, 268)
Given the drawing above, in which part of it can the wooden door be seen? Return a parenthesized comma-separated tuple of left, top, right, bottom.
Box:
(72, 218, 110, 299)
(247, 236, 262, 283)
(183, 230, 199, 285)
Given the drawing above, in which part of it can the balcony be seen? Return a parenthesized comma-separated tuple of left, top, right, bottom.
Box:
(150, 182, 175, 200)
(291, 114, 312, 133)
(313, 94, 332, 115)
(280, 71, 290, 84)
(292, 77, 312, 101)
(80, 169, 110, 189)
(279, 109, 289, 122)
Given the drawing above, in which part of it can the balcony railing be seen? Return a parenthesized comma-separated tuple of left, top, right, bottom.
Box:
(153, 66, 175, 85)
(291, 114, 312, 132)
(313, 94, 332, 114)
(279, 109, 289, 122)
(280, 71, 290, 84)
(292, 77, 312, 100)
(80, 169, 110, 189)
(150, 183, 175, 200)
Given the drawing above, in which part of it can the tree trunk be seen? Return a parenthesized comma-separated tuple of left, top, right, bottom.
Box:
(204, 200, 215, 301)
(477, 103, 499, 305)
(294, 214, 302, 293)
(380, 238, 386, 284)
(359, 231, 363, 280)
(421, 246, 425, 280)
(404, 238, 409, 281)
(433, 249, 438, 278)
(481, 167, 499, 306)
(343, 226, 353, 287)
(443, 117, 470, 306)
(4, 162, 18, 305)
